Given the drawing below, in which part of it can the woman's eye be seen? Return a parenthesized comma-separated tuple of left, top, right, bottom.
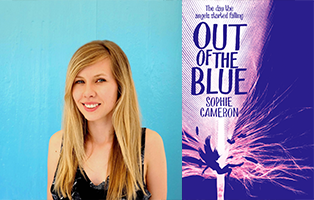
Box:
(75, 80, 84, 84)
(97, 78, 106, 83)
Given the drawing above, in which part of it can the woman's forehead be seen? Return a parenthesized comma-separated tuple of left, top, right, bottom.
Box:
(76, 58, 113, 78)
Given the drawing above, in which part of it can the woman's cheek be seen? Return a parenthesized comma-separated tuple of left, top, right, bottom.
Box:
(72, 87, 81, 104)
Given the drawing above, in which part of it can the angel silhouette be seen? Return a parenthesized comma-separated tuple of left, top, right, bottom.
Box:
(183, 127, 243, 177)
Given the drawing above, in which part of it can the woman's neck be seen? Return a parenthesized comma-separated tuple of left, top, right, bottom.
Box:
(87, 119, 115, 145)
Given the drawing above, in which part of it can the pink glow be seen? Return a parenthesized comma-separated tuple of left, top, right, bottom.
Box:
(182, 83, 313, 195)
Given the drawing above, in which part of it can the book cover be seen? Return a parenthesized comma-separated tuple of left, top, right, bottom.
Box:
(182, 0, 313, 199)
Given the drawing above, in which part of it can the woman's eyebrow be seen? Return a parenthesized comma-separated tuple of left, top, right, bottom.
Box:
(75, 73, 107, 79)
(94, 73, 107, 78)
(75, 75, 84, 79)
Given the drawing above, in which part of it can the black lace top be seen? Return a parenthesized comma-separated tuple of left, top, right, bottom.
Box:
(50, 128, 151, 200)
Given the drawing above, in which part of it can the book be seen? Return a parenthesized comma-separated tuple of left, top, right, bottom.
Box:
(182, 0, 313, 199)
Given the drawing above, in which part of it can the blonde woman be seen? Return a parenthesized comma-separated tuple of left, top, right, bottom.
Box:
(47, 40, 167, 200)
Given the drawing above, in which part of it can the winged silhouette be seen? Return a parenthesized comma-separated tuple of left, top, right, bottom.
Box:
(183, 127, 243, 177)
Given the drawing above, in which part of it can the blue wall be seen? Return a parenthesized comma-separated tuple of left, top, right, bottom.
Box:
(0, 1, 181, 199)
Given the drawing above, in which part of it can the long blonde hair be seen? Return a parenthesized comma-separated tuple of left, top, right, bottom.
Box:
(53, 40, 144, 200)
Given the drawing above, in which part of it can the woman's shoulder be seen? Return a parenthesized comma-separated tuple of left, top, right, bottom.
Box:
(144, 128, 165, 163)
(47, 130, 64, 199)
(143, 128, 167, 198)
(49, 130, 63, 153)
(144, 128, 164, 149)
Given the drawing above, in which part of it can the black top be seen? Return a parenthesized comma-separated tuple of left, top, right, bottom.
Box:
(51, 128, 151, 200)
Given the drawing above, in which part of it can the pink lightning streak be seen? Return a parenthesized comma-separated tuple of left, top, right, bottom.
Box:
(182, 79, 313, 196)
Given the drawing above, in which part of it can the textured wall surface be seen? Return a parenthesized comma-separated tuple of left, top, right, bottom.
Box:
(0, 1, 181, 199)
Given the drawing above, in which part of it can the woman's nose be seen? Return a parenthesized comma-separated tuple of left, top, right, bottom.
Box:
(83, 83, 96, 98)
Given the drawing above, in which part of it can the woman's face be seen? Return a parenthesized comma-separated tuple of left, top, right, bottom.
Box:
(72, 58, 118, 123)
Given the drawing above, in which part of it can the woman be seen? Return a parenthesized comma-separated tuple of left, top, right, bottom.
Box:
(47, 40, 167, 200)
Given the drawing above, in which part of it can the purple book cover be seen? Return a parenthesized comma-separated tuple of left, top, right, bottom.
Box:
(182, 0, 313, 199)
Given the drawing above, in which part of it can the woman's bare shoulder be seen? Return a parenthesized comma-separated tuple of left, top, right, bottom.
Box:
(47, 130, 63, 199)
(144, 128, 165, 162)
(49, 130, 63, 153)
(145, 128, 163, 147)
(144, 128, 167, 198)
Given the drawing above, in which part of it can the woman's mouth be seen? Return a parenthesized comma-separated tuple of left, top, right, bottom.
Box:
(82, 103, 101, 112)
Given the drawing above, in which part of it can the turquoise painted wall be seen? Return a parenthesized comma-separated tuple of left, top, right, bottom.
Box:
(0, 1, 181, 199)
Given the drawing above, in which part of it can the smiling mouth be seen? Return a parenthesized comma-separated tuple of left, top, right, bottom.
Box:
(82, 103, 101, 108)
